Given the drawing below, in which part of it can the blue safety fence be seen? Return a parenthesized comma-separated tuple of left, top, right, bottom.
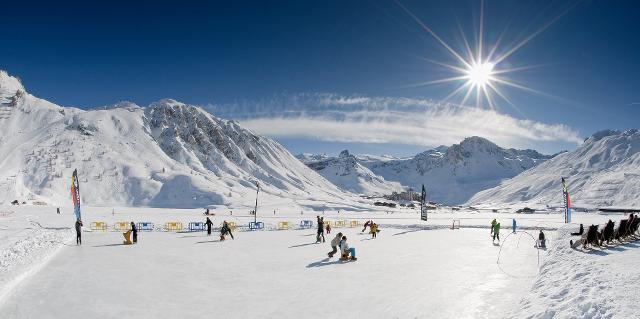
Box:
(300, 220, 313, 229)
(189, 222, 206, 231)
(249, 221, 264, 230)
(137, 222, 155, 231)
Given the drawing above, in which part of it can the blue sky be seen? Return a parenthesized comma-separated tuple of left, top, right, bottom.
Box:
(2, 0, 639, 156)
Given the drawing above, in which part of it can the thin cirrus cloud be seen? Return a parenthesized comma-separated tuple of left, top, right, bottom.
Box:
(206, 93, 582, 152)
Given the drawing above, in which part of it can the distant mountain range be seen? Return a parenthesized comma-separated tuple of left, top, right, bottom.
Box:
(299, 137, 553, 204)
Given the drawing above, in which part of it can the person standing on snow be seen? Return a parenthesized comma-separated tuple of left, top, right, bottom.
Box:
(492, 222, 501, 243)
(370, 223, 378, 238)
(512, 219, 517, 233)
(362, 220, 372, 233)
(130, 222, 138, 244)
(339, 236, 357, 261)
(316, 216, 325, 243)
(328, 232, 343, 258)
(205, 217, 213, 236)
(75, 219, 83, 245)
(325, 222, 331, 235)
(220, 221, 234, 241)
(490, 219, 497, 236)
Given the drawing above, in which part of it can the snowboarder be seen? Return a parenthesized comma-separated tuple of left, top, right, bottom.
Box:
(490, 219, 497, 236)
(538, 230, 546, 248)
(339, 236, 357, 261)
(327, 232, 343, 258)
(131, 222, 137, 244)
(75, 219, 83, 245)
(316, 216, 325, 243)
(370, 223, 378, 238)
(492, 222, 500, 243)
(512, 219, 517, 233)
(325, 222, 331, 235)
(362, 220, 372, 233)
(205, 217, 213, 236)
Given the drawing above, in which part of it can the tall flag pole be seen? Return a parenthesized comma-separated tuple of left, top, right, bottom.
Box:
(420, 184, 428, 221)
(561, 177, 571, 223)
(71, 169, 82, 221)
(254, 181, 259, 223)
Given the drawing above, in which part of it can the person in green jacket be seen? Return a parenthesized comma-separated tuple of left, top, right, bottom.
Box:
(490, 219, 497, 236)
(493, 222, 501, 243)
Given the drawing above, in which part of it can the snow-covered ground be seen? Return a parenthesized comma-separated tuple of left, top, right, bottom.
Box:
(2, 205, 638, 318)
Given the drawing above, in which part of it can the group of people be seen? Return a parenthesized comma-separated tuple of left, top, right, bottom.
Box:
(362, 220, 380, 238)
(490, 218, 546, 248)
(327, 232, 357, 261)
(573, 213, 640, 249)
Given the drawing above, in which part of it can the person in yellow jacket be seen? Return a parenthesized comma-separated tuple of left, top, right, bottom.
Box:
(370, 223, 379, 238)
(490, 219, 497, 236)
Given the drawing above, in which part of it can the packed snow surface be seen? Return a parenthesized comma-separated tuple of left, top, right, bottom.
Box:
(2, 205, 638, 318)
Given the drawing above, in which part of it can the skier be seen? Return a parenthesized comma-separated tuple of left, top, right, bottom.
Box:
(512, 219, 517, 233)
(492, 222, 501, 244)
(75, 219, 83, 245)
(205, 217, 213, 236)
(327, 232, 343, 258)
(339, 236, 357, 261)
(316, 216, 325, 243)
(131, 222, 138, 244)
(325, 222, 331, 235)
(370, 223, 378, 238)
(538, 230, 546, 248)
(362, 220, 372, 233)
(490, 219, 497, 236)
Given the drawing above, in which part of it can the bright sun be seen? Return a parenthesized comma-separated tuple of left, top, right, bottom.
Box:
(466, 62, 495, 87)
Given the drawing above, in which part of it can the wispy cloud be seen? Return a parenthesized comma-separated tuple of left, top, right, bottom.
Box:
(206, 93, 582, 151)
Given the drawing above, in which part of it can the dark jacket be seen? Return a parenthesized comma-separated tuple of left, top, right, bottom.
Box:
(75, 221, 83, 233)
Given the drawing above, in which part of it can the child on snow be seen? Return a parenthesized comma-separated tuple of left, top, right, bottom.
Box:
(220, 221, 234, 241)
(370, 223, 378, 238)
(328, 232, 343, 258)
(339, 236, 357, 261)
(362, 220, 372, 232)
(326, 223, 331, 235)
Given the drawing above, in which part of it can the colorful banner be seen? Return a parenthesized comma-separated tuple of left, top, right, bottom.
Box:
(71, 169, 81, 221)
(561, 177, 571, 223)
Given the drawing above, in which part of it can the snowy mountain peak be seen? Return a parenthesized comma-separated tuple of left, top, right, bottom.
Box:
(0, 70, 25, 95)
(339, 150, 351, 158)
(469, 129, 640, 207)
(94, 101, 142, 110)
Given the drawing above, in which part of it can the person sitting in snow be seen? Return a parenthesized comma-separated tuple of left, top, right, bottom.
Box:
(538, 230, 546, 248)
(492, 222, 500, 244)
(339, 236, 357, 261)
(571, 224, 584, 236)
(370, 223, 378, 238)
(328, 232, 343, 258)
